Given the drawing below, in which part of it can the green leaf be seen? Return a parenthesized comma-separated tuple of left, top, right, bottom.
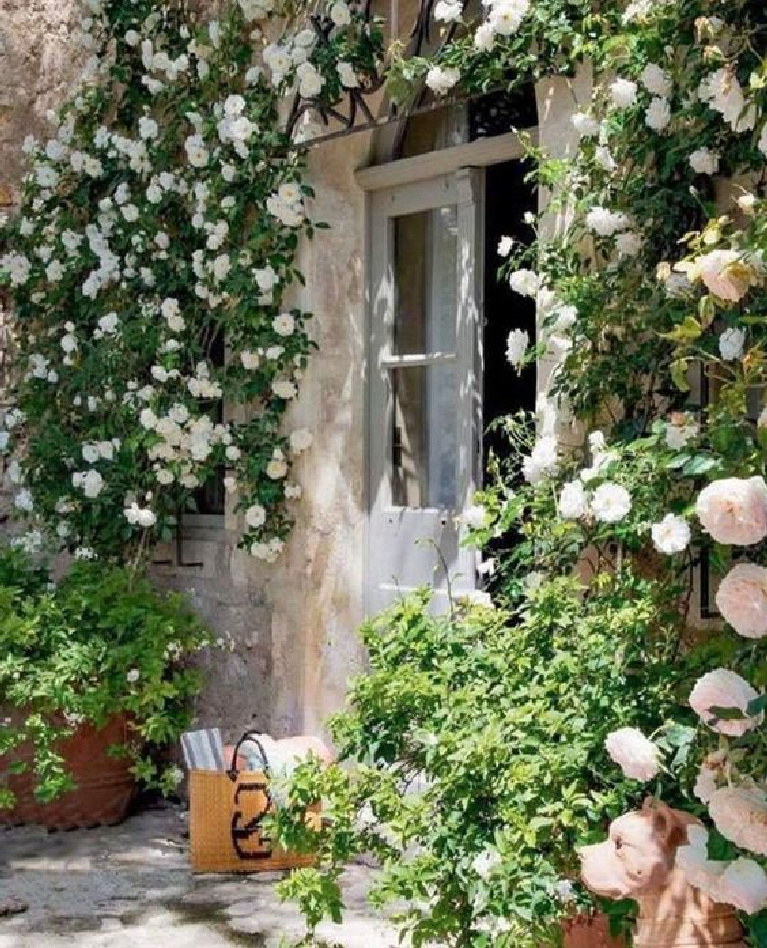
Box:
(670, 359, 691, 393)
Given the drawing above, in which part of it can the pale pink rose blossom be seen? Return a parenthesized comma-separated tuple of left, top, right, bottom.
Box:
(695, 476, 767, 546)
(716, 563, 767, 639)
(677, 827, 767, 914)
(719, 859, 767, 914)
(676, 825, 726, 897)
(688, 668, 762, 737)
(604, 727, 660, 782)
(708, 786, 767, 858)
(697, 249, 751, 302)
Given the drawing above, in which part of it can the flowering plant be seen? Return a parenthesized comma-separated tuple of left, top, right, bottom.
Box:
(274, 575, 712, 946)
(0, 548, 211, 806)
(276, 0, 767, 940)
(0, 0, 383, 565)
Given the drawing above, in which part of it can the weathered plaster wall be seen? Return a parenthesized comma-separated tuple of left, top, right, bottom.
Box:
(154, 130, 373, 743)
(0, 0, 83, 206)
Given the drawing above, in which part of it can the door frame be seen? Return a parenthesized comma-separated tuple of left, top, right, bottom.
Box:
(358, 129, 531, 617)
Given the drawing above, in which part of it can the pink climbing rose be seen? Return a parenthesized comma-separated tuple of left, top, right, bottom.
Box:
(716, 563, 767, 639)
(708, 785, 767, 858)
(696, 476, 767, 546)
(689, 668, 762, 737)
(604, 727, 660, 781)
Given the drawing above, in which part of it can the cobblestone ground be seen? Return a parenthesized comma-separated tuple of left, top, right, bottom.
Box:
(0, 805, 398, 948)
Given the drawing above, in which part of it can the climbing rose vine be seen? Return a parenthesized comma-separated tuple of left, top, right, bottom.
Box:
(0, 0, 383, 564)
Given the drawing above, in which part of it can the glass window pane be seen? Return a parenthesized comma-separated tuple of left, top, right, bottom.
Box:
(393, 206, 458, 355)
(390, 364, 457, 508)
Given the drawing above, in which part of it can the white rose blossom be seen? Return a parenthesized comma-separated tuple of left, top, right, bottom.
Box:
(505, 328, 529, 370)
(509, 269, 539, 297)
(558, 481, 588, 520)
(590, 483, 631, 523)
(609, 78, 638, 108)
(425, 65, 461, 96)
(604, 727, 661, 782)
(650, 514, 691, 555)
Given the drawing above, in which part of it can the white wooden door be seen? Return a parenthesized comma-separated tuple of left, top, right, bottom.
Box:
(367, 168, 484, 614)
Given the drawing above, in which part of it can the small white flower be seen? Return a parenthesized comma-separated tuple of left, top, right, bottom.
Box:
(719, 327, 746, 361)
(245, 503, 266, 529)
(738, 193, 757, 215)
(497, 235, 513, 257)
(336, 61, 358, 88)
(266, 456, 288, 479)
(434, 0, 462, 21)
(645, 96, 671, 132)
(505, 328, 529, 370)
(509, 269, 539, 297)
(329, 1, 351, 26)
(689, 147, 720, 176)
(558, 481, 588, 520)
(425, 65, 460, 97)
(272, 379, 297, 400)
(273, 313, 295, 337)
(609, 78, 638, 108)
(586, 207, 630, 237)
(590, 483, 631, 523)
(126, 668, 140, 683)
(571, 112, 600, 137)
(640, 63, 672, 98)
(138, 116, 158, 140)
(651, 514, 691, 555)
(472, 847, 501, 880)
(522, 436, 558, 485)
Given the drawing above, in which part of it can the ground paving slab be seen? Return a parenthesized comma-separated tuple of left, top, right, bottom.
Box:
(0, 805, 398, 948)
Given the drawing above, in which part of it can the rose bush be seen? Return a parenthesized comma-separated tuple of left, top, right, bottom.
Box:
(0, 0, 384, 565)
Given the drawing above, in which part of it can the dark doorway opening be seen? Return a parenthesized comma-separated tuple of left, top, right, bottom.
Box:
(482, 159, 537, 477)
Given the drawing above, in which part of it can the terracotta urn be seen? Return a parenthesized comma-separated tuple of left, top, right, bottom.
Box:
(0, 713, 135, 830)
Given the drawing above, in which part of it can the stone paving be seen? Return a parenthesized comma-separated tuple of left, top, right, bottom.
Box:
(0, 805, 399, 948)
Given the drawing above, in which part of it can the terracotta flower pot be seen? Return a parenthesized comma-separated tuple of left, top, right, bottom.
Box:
(562, 913, 626, 948)
(0, 713, 135, 830)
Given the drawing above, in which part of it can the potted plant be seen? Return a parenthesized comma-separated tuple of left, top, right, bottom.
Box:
(0, 548, 211, 828)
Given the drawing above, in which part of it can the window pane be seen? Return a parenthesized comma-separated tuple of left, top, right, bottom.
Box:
(393, 206, 458, 355)
(390, 364, 457, 508)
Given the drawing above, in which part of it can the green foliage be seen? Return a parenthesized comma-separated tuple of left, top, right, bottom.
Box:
(277, 577, 703, 946)
(0, 548, 211, 805)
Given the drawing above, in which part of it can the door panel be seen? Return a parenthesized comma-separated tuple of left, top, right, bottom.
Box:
(367, 169, 484, 615)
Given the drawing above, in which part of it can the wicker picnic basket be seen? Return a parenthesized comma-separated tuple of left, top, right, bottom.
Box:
(189, 731, 319, 873)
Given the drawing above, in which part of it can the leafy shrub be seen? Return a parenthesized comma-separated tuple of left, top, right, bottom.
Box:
(277, 573, 703, 947)
(0, 549, 210, 806)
